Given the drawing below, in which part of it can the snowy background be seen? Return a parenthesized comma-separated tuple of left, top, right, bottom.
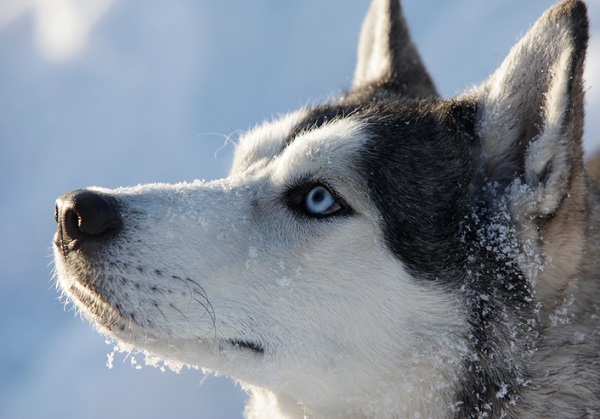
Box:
(1, 0, 599, 418)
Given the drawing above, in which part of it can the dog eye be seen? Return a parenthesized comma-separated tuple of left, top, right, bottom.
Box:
(287, 182, 350, 218)
(304, 185, 342, 216)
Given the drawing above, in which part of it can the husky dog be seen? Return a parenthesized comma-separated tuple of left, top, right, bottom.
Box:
(53, 0, 599, 417)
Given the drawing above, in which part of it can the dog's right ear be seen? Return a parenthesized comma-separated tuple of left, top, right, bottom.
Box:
(470, 0, 588, 220)
(352, 0, 438, 97)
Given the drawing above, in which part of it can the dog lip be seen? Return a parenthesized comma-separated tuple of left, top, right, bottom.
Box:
(67, 282, 125, 326)
(226, 338, 265, 354)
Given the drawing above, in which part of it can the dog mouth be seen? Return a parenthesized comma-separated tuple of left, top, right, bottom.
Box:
(58, 258, 266, 356)
(226, 338, 265, 354)
(71, 283, 266, 356)
(60, 267, 266, 356)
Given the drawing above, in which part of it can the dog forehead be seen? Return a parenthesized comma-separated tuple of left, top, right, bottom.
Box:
(231, 105, 370, 179)
(271, 118, 367, 184)
(231, 110, 309, 175)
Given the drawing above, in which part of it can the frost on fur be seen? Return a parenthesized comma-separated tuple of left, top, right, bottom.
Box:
(469, 0, 589, 317)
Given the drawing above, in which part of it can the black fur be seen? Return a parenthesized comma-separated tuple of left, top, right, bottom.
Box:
(287, 91, 478, 279)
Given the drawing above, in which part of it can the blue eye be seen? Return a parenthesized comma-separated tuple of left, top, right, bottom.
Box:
(305, 186, 341, 215)
(287, 182, 349, 218)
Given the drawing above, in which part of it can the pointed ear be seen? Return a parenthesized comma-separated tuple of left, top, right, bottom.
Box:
(472, 0, 588, 218)
(352, 0, 438, 97)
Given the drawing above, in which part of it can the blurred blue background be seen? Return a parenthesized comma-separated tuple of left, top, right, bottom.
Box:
(1, 1, 599, 418)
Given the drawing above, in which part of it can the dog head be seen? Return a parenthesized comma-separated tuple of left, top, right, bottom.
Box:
(53, 0, 589, 416)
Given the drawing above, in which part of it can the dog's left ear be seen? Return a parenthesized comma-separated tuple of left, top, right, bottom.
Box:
(352, 0, 438, 97)
(472, 0, 588, 219)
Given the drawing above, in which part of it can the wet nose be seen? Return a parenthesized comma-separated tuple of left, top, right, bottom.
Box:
(54, 189, 122, 249)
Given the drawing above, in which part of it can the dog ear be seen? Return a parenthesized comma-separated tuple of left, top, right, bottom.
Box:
(472, 0, 588, 219)
(352, 0, 437, 97)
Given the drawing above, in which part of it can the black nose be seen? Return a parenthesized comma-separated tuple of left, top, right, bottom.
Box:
(54, 189, 122, 250)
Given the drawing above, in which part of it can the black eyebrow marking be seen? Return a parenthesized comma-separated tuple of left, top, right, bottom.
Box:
(284, 106, 349, 150)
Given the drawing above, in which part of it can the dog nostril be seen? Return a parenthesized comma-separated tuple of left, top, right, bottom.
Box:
(55, 189, 122, 245)
(61, 207, 83, 241)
